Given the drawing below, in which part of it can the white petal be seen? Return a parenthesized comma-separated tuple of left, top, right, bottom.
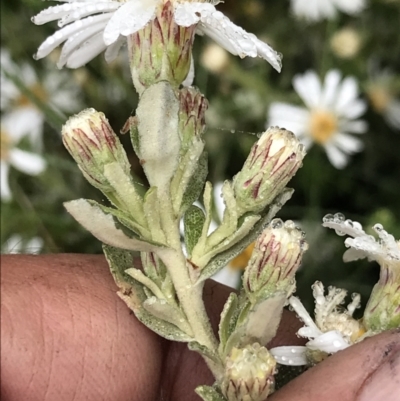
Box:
(9, 149, 46, 175)
(335, 0, 366, 15)
(0, 161, 11, 202)
(293, 71, 322, 109)
(339, 119, 368, 134)
(104, 35, 125, 63)
(103, 0, 158, 46)
(211, 266, 241, 289)
(32, 2, 89, 25)
(66, 32, 107, 68)
(26, 237, 44, 254)
(320, 69, 341, 108)
(324, 143, 349, 169)
(339, 100, 367, 119)
(35, 14, 111, 59)
(59, 2, 120, 27)
(174, 2, 213, 27)
(306, 330, 350, 353)
(334, 76, 359, 112)
(175, 3, 282, 71)
(2, 235, 23, 254)
(332, 132, 364, 154)
(1, 109, 43, 144)
(385, 100, 400, 130)
(57, 20, 109, 68)
(289, 296, 322, 338)
(270, 346, 308, 366)
(268, 102, 310, 136)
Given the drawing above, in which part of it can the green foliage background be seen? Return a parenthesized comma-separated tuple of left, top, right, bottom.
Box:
(1, 0, 400, 310)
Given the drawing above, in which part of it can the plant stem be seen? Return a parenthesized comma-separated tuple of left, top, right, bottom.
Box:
(157, 188, 223, 380)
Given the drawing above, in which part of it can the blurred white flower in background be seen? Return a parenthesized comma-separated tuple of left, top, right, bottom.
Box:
(2, 234, 44, 254)
(291, 0, 366, 22)
(330, 27, 362, 59)
(268, 70, 367, 169)
(366, 69, 400, 131)
(1, 49, 81, 151)
(31, 0, 282, 71)
(0, 113, 47, 202)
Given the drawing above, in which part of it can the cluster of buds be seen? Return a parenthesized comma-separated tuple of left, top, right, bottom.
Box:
(62, 108, 131, 195)
(221, 343, 276, 401)
(233, 127, 306, 216)
(243, 219, 308, 303)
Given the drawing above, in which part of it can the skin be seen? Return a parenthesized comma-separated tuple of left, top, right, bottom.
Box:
(1, 254, 399, 401)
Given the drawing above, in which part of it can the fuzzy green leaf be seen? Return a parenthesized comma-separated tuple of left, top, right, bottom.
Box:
(184, 205, 206, 257)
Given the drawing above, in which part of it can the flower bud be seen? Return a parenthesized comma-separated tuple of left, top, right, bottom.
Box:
(221, 343, 276, 401)
(364, 258, 400, 332)
(233, 127, 305, 215)
(62, 108, 130, 193)
(243, 219, 308, 302)
(178, 87, 208, 151)
(128, 1, 196, 94)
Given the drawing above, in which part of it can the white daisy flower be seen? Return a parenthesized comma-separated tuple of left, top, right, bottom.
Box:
(366, 69, 400, 131)
(270, 282, 365, 366)
(31, 0, 282, 71)
(291, 0, 366, 22)
(1, 113, 47, 202)
(268, 70, 367, 169)
(1, 49, 81, 150)
(2, 234, 44, 254)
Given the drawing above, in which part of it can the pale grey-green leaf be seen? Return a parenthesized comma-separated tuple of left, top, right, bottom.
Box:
(184, 205, 206, 257)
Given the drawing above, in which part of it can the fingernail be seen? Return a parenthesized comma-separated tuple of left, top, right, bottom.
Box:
(356, 350, 400, 401)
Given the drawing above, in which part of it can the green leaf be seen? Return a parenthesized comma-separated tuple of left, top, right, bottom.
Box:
(143, 297, 194, 336)
(205, 181, 238, 250)
(125, 267, 165, 300)
(179, 150, 208, 215)
(170, 138, 205, 214)
(184, 205, 206, 256)
(195, 385, 226, 401)
(218, 293, 238, 357)
(103, 245, 193, 342)
(64, 199, 163, 252)
(188, 341, 220, 364)
(197, 188, 294, 282)
(143, 187, 167, 243)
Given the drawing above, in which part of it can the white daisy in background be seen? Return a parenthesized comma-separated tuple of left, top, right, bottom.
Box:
(268, 70, 367, 169)
(2, 234, 44, 254)
(270, 282, 365, 366)
(366, 69, 400, 131)
(291, 0, 366, 22)
(31, 0, 281, 71)
(1, 113, 47, 202)
(1, 49, 81, 151)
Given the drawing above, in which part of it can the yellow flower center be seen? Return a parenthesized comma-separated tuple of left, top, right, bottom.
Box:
(309, 110, 337, 145)
(14, 83, 48, 108)
(1, 129, 11, 160)
(367, 86, 391, 113)
(230, 242, 255, 270)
